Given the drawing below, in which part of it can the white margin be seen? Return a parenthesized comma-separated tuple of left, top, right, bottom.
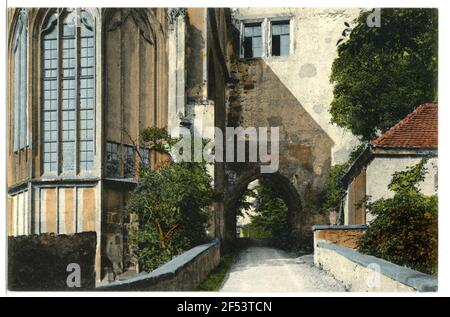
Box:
(1, 0, 449, 298)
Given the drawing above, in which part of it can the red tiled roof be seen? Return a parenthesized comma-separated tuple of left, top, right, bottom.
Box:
(371, 102, 438, 149)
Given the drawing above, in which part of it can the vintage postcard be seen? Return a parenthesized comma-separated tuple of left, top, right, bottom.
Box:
(5, 3, 440, 297)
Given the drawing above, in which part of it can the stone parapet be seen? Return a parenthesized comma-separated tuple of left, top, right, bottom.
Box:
(314, 239, 437, 292)
(97, 239, 220, 291)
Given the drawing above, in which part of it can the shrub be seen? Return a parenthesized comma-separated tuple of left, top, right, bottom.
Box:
(241, 223, 271, 240)
(320, 163, 348, 213)
(126, 128, 215, 272)
(357, 160, 438, 275)
(8, 232, 96, 290)
(321, 144, 366, 213)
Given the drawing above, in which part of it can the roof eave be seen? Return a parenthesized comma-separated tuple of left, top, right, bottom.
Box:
(339, 145, 437, 188)
(370, 145, 438, 156)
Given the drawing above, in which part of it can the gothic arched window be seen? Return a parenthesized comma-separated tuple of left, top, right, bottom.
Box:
(12, 10, 28, 152)
(41, 9, 95, 173)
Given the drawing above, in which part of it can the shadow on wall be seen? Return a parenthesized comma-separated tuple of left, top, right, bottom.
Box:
(226, 58, 334, 249)
(185, 13, 206, 99)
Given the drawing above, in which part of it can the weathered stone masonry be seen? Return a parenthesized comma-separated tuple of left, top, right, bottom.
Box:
(222, 8, 362, 249)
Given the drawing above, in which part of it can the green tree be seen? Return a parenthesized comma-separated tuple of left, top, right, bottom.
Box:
(126, 128, 215, 272)
(235, 187, 257, 218)
(358, 160, 438, 275)
(330, 8, 438, 140)
(242, 180, 290, 248)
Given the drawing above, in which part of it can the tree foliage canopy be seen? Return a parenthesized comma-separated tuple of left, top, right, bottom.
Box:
(330, 8, 438, 140)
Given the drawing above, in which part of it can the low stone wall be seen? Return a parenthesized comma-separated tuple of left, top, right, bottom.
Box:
(314, 239, 438, 292)
(312, 224, 367, 249)
(8, 232, 97, 291)
(97, 239, 220, 291)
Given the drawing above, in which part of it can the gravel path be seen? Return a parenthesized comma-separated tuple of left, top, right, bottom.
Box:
(220, 245, 346, 292)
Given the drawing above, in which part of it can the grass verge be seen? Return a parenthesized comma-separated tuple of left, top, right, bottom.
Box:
(196, 254, 233, 291)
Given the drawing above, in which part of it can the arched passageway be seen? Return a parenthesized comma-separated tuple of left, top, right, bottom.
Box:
(223, 166, 304, 250)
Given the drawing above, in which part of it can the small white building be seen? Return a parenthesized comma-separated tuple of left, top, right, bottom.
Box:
(340, 102, 438, 225)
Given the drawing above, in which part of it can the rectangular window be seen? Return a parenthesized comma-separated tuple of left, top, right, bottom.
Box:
(140, 147, 150, 169)
(124, 145, 135, 178)
(243, 23, 262, 58)
(271, 20, 290, 56)
(106, 142, 120, 177)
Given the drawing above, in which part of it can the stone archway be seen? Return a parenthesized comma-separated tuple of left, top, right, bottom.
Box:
(223, 165, 307, 251)
(221, 55, 336, 252)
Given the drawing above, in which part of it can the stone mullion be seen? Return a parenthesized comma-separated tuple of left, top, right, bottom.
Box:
(56, 9, 62, 174)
